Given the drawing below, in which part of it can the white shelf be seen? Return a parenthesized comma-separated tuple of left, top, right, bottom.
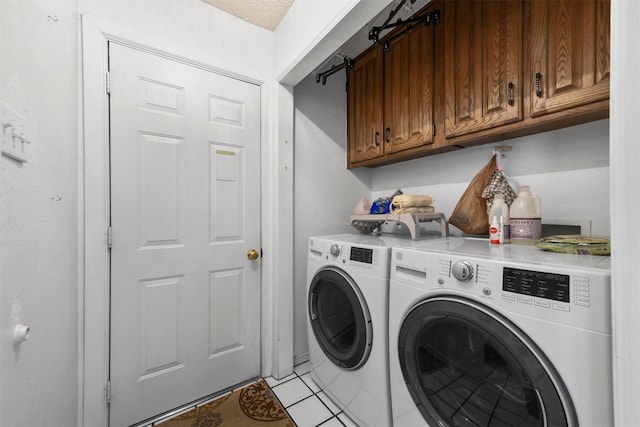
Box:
(350, 212, 449, 239)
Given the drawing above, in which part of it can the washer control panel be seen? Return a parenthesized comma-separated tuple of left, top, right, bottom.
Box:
(502, 267, 570, 303)
(391, 246, 611, 333)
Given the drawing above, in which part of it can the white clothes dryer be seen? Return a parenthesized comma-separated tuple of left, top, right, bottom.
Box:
(307, 233, 430, 427)
(389, 238, 612, 427)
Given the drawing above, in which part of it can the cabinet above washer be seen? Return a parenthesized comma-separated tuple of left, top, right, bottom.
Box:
(346, 0, 610, 169)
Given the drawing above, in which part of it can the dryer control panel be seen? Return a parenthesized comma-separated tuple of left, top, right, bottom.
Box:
(308, 237, 392, 277)
(350, 246, 374, 264)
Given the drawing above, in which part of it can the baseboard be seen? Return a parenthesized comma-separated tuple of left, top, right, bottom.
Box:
(294, 352, 309, 367)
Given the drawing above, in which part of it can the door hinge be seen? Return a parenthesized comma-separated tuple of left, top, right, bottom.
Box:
(432, 125, 436, 136)
(106, 380, 112, 404)
(106, 71, 111, 95)
(107, 226, 112, 250)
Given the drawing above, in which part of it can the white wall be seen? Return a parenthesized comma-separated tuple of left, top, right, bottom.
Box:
(275, 0, 356, 76)
(293, 72, 371, 359)
(610, 0, 640, 423)
(80, 0, 273, 81)
(371, 120, 610, 237)
(0, 1, 80, 426)
(275, 0, 394, 85)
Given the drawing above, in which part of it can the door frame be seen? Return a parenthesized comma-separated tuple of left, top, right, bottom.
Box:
(80, 15, 293, 427)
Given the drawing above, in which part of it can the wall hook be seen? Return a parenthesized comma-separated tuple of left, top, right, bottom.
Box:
(493, 146, 512, 171)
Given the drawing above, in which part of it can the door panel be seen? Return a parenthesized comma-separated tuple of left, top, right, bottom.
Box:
(347, 47, 384, 165)
(444, 0, 523, 138)
(530, 0, 610, 116)
(383, 16, 434, 154)
(108, 43, 261, 427)
(138, 133, 183, 246)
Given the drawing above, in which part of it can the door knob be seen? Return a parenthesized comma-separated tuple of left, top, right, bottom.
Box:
(247, 249, 260, 260)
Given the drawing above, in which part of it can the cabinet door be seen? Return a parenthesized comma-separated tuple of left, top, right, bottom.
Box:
(444, 0, 523, 138)
(530, 0, 610, 116)
(383, 16, 434, 154)
(347, 47, 384, 165)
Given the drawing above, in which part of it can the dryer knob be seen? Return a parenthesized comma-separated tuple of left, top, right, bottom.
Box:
(452, 260, 474, 282)
(329, 244, 341, 257)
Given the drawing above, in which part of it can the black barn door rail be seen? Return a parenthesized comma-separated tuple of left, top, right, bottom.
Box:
(316, 57, 355, 85)
(381, 10, 440, 51)
(369, 0, 441, 48)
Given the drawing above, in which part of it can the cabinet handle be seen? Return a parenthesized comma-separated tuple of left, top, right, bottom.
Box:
(385, 128, 391, 143)
(374, 131, 380, 146)
(507, 82, 514, 106)
(535, 72, 542, 98)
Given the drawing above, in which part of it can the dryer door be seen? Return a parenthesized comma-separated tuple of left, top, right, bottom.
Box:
(308, 267, 372, 370)
(397, 297, 576, 427)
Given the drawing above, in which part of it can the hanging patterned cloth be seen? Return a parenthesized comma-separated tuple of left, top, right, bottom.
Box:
(481, 170, 518, 214)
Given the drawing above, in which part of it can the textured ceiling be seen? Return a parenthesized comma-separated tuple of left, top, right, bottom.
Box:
(202, 0, 295, 31)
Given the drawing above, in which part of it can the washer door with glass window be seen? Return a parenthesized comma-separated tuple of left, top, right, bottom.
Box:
(398, 297, 577, 427)
(308, 267, 372, 370)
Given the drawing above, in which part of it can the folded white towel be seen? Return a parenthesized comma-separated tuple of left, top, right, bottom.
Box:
(391, 194, 436, 213)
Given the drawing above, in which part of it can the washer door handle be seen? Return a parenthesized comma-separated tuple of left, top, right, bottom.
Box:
(310, 292, 317, 321)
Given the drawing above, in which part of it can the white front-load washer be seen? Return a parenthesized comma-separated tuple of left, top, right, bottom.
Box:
(389, 238, 612, 427)
(307, 233, 425, 427)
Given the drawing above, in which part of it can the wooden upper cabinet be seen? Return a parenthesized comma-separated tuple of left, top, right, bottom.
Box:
(444, 0, 523, 138)
(346, 0, 610, 168)
(383, 15, 435, 154)
(347, 46, 384, 165)
(530, 0, 610, 116)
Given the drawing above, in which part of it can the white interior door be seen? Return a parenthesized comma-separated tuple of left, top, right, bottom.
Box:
(108, 43, 261, 427)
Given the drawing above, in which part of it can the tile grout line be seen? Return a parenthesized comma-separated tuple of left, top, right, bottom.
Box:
(267, 368, 346, 427)
(298, 368, 350, 425)
(283, 368, 347, 427)
(268, 373, 299, 389)
(295, 369, 346, 419)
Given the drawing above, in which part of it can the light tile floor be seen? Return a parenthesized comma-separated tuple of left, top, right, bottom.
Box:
(148, 360, 356, 427)
(266, 361, 358, 427)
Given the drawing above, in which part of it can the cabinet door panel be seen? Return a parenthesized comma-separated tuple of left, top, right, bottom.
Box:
(347, 47, 384, 164)
(530, 0, 610, 116)
(444, 0, 523, 138)
(383, 18, 434, 154)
